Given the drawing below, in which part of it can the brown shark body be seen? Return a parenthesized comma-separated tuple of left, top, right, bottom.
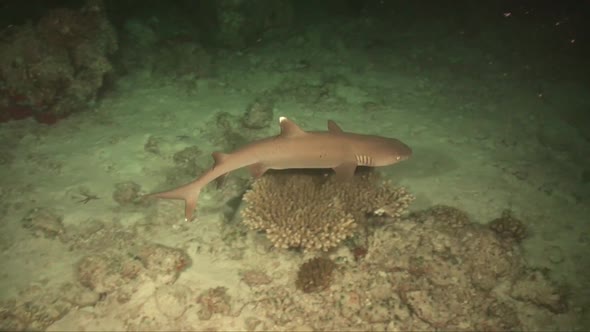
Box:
(148, 117, 412, 221)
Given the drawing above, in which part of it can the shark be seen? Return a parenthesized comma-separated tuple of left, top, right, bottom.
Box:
(147, 117, 412, 221)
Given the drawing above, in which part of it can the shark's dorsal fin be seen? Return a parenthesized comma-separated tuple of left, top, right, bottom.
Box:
(327, 120, 344, 134)
(279, 117, 306, 137)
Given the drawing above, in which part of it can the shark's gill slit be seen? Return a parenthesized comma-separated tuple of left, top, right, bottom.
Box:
(356, 155, 373, 166)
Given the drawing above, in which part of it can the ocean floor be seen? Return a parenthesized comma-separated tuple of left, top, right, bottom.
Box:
(1, 18, 589, 331)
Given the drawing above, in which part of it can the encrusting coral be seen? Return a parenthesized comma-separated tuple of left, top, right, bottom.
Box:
(241, 170, 414, 251)
(295, 257, 337, 293)
(488, 209, 528, 243)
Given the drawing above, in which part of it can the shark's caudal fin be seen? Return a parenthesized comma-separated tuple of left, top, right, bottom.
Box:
(147, 182, 201, 222)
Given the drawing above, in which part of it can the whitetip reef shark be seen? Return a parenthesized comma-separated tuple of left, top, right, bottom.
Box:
(147, 117, 412, 221)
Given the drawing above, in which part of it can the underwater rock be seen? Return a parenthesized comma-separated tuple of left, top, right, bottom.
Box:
(76, 251, 144, 293)
(404, 290, 456, 327)
(478, 300, 521, 331)
(196, 0, 294, 48)
(412, 204, 471, 229)
(239, 204, 574, 330)
(361, 207, 526, 330)
(544, 245, 565, 264)
(151, 41, 212, 81)
(0, 149, 14, 166)
(0, 0, 117, 123)
(295, 257, 336, 293)
(212, 111, 249, 150)
(144, 135, 161, 154)
(242, 97, 274, 129)
(112, 181, 142, 206)
(488, 209, 528, 242)
(510, 270, 568, 314)
(134, 243, 191, 284)
(196, 286, 232, 320)
(464, 227, 519, 291)
(154, 284, 192, 319)
(0, 284, 73, 331)
(21, 207, 66, 241)
(240, 269, 273, 287)
(173, 146, 203, 176)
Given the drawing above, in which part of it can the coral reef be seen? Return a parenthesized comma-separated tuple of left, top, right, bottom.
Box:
(295, 257, 337, 293)
(488, 209, 528, 242)
(244, 206, 573, 331)
(2, 198, 579, 330)
(241, 171, 414, 251)
(0, 0, 117, 124)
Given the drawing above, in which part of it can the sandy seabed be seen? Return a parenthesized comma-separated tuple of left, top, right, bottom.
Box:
(1, 27, 589, 331)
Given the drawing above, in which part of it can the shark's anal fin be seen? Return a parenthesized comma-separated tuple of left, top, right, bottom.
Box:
(248, 162, 268, 178)
(212, 151, 229, 188)
(333, 161, 357, 181)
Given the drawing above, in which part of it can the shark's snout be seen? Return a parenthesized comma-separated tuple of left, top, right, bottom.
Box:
(397, 142, 412, 160)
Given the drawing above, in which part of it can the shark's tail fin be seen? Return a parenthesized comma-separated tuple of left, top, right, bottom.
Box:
(147, 181, 201, 222)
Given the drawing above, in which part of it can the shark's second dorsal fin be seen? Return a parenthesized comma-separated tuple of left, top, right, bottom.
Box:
(279, 117, 306, 137)
(327, 120, 344, 134)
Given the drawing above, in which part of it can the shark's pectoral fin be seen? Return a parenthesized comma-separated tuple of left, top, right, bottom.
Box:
(333, 161, 357, 181)
(249, 163, 268, 178)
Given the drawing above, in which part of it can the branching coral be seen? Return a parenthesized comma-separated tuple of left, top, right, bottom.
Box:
(241, 170, 414, 251)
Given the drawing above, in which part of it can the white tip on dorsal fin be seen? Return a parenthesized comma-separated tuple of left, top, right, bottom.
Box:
(327, 120, 344, 134)
(278, 117, 306, 137)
